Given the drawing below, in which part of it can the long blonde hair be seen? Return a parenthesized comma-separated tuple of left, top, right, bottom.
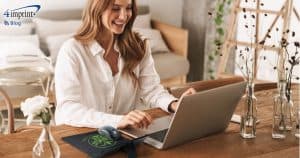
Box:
(74, 0, 146, 84)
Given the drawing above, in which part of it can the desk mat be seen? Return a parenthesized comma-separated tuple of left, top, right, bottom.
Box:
(62, 131, 131, 158)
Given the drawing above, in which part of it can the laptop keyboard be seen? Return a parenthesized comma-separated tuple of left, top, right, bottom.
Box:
(148, 129, 168, 142)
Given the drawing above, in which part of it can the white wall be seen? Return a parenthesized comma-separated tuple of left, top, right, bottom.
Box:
(0, 0, 183, 26)
(139, 0, 183, 27)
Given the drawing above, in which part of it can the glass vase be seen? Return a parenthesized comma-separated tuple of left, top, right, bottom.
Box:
(285, 94, 293, 131)
(0, 111, 4, 134)
(32, 124, 60, 158)
(272, 81, 288, 139)
(240, 82, 257, 139)
(294, 103, 300, 138)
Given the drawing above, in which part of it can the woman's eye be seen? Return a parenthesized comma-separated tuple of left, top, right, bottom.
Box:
(112, 7, 120, 11)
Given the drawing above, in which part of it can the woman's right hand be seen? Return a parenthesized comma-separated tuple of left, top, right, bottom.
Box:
(117, 110, 153, 129)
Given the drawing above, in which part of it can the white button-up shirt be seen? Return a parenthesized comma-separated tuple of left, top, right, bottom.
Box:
(55, 38, 176, 128)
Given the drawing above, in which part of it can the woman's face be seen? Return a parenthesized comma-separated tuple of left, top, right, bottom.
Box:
(101, 0, 133, 35)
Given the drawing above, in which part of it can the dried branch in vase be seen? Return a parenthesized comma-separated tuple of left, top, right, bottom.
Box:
(261, 29, 300, 99)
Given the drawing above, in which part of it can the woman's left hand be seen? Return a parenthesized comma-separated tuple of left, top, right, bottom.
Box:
(169, 88, 196, 112)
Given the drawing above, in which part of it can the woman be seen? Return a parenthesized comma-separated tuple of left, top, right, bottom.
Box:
(55, 0, 194, 129)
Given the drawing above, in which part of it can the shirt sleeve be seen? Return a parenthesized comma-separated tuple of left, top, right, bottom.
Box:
(137, 40, 177, 112)
(54, 41, 123, 128)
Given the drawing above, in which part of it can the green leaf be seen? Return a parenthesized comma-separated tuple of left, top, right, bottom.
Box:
(218, 4, 224, 13)
(40, 110, 51, 125)
(209, 55, 215, 61)
(227, 0, 233, 5)
(214, 50, 220, 56)
(214, 39, 220, 44)
(214, 39, 223, 46)
(214, 16, 223, 25)
(217, 27, 224, 36)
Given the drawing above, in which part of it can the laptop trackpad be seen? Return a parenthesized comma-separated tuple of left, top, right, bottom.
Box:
(119, 115, 172, 138)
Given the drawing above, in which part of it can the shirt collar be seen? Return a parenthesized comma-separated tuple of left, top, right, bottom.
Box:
(88, 40, 120, 57)
(89, 40, 104, 56)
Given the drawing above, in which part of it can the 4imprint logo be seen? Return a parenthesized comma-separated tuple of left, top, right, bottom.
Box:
(2, 4, 41, 26)
(3, 5, 41, 19)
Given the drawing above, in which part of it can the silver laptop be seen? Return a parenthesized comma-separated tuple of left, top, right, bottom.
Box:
(120, 82, 246, 149)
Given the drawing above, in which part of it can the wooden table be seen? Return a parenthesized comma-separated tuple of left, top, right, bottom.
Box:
(0, 88, 299, 158)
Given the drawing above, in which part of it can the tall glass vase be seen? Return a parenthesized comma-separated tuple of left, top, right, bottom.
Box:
(240, 82, 257, 139)
(32, 124, 60, 158)
(294, 103, 300, 138)
(272, 81, 288, 139)
(285, 93, 293, 131)
(0, 111, 4, 134)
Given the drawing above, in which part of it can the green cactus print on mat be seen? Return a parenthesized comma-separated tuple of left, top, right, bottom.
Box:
(82, 134, 116, 148)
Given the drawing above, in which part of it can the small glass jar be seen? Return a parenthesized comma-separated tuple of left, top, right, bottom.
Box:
(240, 82, 257, 139)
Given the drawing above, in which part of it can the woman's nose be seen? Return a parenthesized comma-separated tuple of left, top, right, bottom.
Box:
(118, 9, 127, 20)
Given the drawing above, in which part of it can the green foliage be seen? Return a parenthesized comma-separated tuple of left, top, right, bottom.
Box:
(209, 54, 215, 61)
(214, 39, 222, 46)
(227, 0, 233, 5)
(217, 27, 225, 36)
(214, 15, 223, 25)
(40, 108, 51, 125)
(88, 134, 115, 148)
(207, 0, 233, 79)
(218, 3, 224, 12)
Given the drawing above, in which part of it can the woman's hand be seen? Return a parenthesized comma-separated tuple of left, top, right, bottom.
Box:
(117, 110, 153, 129)
(169, 88, 196, 112)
